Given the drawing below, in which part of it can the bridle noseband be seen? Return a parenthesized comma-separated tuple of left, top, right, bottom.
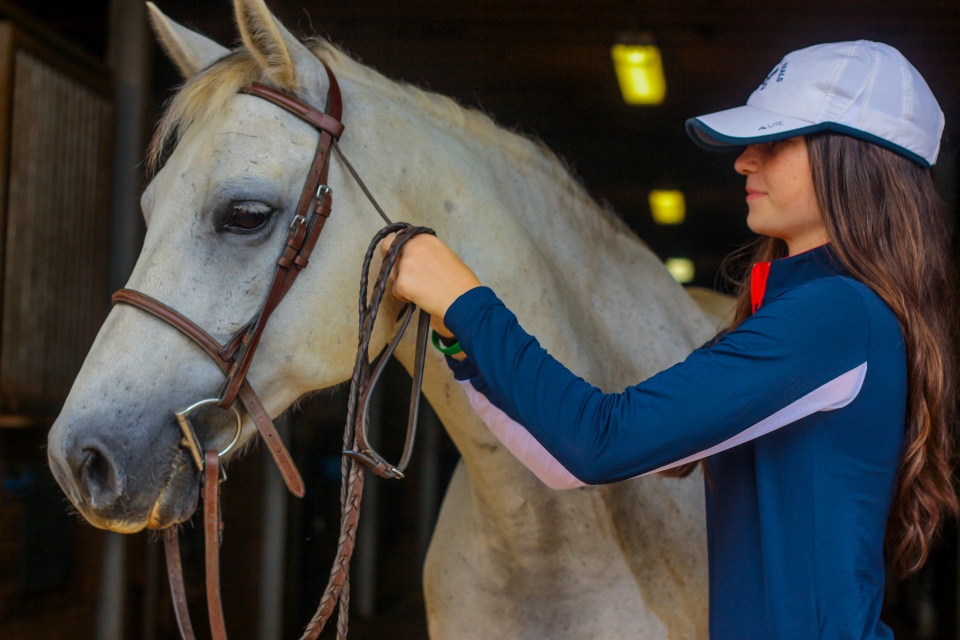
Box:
(113, 63, 435, 640)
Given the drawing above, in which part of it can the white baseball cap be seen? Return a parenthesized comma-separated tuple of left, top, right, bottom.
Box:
(686, 40, 944, 167)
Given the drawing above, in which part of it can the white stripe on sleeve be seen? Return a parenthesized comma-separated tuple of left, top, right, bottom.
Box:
(646, 361, 868, 475)
(458, 361, 867, 486)
(458, 380, 586, 490)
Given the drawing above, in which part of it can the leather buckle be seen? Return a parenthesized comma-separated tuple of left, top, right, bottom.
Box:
(342, 448, 405, 479)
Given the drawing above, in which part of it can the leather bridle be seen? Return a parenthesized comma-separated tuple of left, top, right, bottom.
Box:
(112, 62, 434, 640)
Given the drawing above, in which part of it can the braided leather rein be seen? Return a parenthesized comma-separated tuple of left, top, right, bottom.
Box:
(112, 63, 435, 640)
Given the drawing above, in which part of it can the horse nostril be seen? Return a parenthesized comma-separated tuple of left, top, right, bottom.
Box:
(77, 446, 123, 508)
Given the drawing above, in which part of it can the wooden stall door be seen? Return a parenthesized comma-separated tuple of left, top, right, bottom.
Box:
(0, 19, 113, 640)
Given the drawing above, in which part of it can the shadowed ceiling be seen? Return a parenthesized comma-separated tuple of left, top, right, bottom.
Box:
(9, 0, 960, 288)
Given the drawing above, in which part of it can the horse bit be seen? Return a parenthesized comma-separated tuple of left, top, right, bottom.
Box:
(112, 62, 435, 640)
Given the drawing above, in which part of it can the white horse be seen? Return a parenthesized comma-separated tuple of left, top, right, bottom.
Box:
(47, 1, 721, 636)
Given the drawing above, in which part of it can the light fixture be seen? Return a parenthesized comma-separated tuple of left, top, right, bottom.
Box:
(611, 33, 666, 105)
(665, 257, 695, 284)
(648, 189, 685, 225)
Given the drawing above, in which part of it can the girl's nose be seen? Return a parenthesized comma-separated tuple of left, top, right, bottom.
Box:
(735, 145, 761, 175)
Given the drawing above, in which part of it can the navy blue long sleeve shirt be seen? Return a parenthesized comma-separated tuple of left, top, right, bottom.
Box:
(443, 244, 906, 639)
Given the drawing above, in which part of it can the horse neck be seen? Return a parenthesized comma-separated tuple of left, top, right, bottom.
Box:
(332, 71, 713, 505)
(345, 79, 708, 370)
(336, 70, 676, 316)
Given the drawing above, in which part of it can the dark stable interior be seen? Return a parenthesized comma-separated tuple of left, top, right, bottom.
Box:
(0, 1, 956, 638)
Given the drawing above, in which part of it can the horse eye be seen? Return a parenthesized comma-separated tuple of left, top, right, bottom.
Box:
(224, 203, 273, 233)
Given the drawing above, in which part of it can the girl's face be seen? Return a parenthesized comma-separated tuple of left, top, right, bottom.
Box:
(734, 136, 829, 256)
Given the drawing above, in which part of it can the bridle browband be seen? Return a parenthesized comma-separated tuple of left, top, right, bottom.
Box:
(113, 62, 435, 640)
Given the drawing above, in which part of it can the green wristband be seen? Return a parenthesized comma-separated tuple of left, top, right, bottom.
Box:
(431, 330, 463, 356)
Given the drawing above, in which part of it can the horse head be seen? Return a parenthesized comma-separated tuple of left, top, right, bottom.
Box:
(47, 0, 406, 532)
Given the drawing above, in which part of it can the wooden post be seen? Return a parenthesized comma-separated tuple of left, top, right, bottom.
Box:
(96, 1, 151, 638)
(106, 0, 148, 292)
(417, 403, 440, 566)
(258, 415, 290, 640)
(139, 536, 161, 640)
(94, 533, 127, 640)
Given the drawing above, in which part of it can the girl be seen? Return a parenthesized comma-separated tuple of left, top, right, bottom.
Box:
(386, 41, 957, 638)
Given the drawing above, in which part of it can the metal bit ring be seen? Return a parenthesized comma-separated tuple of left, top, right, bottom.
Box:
(174, 398, 243, 472)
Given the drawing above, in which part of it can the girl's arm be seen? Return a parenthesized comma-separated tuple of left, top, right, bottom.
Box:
(443, 280, 869, 485)
(447, 355, 587, 489)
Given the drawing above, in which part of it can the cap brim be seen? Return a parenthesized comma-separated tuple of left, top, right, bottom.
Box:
(686, 104, 822, 151)
(686, 104, 934, 167)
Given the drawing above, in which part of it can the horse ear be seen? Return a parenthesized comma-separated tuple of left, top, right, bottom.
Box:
(233, 0, 321, 93)
(146, 2, 229, 78)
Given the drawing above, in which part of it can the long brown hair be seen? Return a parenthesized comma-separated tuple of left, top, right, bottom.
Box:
(663, 132, 959, 578)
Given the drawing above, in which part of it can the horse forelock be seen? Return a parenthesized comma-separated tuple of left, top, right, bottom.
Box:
(148, 49, 266, 174)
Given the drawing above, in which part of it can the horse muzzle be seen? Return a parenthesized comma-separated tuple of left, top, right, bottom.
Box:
(45, 405, 241, 532)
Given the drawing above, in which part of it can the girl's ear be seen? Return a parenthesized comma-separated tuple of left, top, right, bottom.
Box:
(146, 2, 229, 78)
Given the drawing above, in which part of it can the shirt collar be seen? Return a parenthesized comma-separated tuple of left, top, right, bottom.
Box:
(751, 243, 849, 312)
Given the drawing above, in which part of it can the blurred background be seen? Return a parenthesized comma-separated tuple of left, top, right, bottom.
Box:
(0, 0, 956, 638)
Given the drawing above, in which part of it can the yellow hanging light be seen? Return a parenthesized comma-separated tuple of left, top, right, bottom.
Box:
(665, 258, 695, 284)
(648, 189, 686, 225)
(611, 36, 666, 105)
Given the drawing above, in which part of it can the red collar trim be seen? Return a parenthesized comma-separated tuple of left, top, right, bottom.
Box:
(751, 261, 771, 313)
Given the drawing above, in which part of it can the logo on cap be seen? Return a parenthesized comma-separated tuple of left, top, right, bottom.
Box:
(759, 61, 788, 90)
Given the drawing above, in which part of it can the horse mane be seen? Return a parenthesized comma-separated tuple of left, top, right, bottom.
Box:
(148, 37, 634, 237)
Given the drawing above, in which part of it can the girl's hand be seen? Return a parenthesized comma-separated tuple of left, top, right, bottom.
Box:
(381, 234, 482, 336)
